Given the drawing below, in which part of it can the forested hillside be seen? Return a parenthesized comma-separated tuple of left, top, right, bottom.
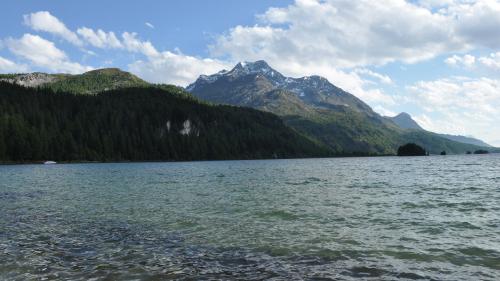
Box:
(0, 68, 148, 94)
(0, 82, 329, 162)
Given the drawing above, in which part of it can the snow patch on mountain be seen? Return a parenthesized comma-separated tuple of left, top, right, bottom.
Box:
(186, 60, 354, 107)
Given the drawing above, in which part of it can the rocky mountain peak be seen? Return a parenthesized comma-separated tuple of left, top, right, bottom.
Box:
(0, 72, 57, 87)
(390, 112, 423, 130)
(187, 60, 374, 114)
(228, 60, 284, 81)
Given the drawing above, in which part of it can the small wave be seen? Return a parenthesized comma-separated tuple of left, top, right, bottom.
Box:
(417, 227, 445, 235)
(347, 266, 387, 278)
(447, 221, 481, 230)
(458, 247, 500, 258)
(257, 210, 300, 221)
(396, 272, 427, 280)
(402, 201, 435, 209)
(285, 177, 324, 186)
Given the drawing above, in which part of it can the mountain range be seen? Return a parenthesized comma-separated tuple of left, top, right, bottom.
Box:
(0, 63, 495, 159)
(187, 60, 494, 155)
(387, 112, 492, 147)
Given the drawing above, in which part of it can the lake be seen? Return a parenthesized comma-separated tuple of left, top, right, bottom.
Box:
(1, 155, 499, 280)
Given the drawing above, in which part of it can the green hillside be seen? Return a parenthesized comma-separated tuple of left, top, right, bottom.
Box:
(0, 82, 329, 162)
(47, 68, 149, 94)
(0, 68, 149, 95)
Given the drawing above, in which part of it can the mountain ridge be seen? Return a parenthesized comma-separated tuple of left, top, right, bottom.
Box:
(387, 112, 492, 147)
(188, 60, 495, 155)
(0, 68, 148, 94)
(388, 112, 424, 130)
(187, 60, 374, 114)
(1, 65, 494, 155)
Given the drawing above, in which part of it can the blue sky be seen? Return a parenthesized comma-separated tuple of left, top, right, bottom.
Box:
(0, 1, 290, 63)
(1, 0, 500, 145)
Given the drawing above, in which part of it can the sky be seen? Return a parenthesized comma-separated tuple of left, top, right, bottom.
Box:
(1, 0, 500, 145)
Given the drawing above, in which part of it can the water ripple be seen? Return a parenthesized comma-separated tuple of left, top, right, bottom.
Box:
(1, 155, 499, 280)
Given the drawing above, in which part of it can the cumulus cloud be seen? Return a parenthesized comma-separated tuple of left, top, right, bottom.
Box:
(76, 27, 123, 49)
(23, 11, 160, 56)
(445, 52, 500, 71)
(451, 0, 500, 49)
(210, 0, 464, 69)
(0, 56, 29, 73)
(211, 0, 500, 69)
(121, 32, 160, 58)
(5, 34, 92, 74)
(23, 11, 82, 46)
(444, 54, 476, 67)
(128, 51, 231, 86)
(478, 52, 500, 70)
(408, 77, 500, 145)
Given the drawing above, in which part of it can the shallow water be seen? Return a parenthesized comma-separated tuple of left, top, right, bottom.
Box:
(1, 155, 499, 280)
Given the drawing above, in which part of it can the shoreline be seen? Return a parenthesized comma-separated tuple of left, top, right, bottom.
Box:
(1, 152, 495, 165)
(0, 154, 394, 165)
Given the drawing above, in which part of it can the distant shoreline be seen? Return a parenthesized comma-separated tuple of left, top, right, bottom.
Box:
(1, 153, 496, 166)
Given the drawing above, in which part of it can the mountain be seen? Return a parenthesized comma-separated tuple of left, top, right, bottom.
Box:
(388, 112, 423, 130)
(388, 112, 492, 147)
(188, 61, 494, 155)
(2, 66, 492, 157)
(437, 134, 492, 147)
(0, 82, 329, 162)
(0, 68, 148, 94)
(188, 60, 374, 114)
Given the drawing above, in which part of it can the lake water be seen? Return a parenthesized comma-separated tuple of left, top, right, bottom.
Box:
(1, 155, 499, 280)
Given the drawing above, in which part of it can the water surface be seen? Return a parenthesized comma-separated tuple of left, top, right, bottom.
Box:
(1, 155, 499, 280)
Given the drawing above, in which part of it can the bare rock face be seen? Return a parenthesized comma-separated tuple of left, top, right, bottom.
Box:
(0, 73, 58, 87)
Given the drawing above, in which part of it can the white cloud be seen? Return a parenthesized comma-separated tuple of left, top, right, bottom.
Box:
(128, 51, 231, 86)
(76, 27, 123, 49)
(354, 68, 393, 84)
(478, 52, 500, 70)
(0, 56, 29, 73)
(444, 54, 476, 67)
(5, 34, 92, 74)
(145, 22, 154, 29)
(408, 76, 500, 145)
(211, 0, 500, 69)
(122, 32, 160, 58)
(452, 0, 500, 49)
(444, 52, 500, 71)
(373, 105, 397, 117)
(23, 11, 161, 56)
(417, 0, 458, 9)
(23, 11, 82, 46)
(210, 0, 464, 69)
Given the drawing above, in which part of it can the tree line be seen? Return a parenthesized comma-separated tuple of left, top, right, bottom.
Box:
(0, 82, 329, 162)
